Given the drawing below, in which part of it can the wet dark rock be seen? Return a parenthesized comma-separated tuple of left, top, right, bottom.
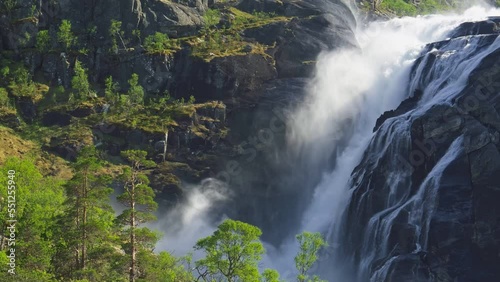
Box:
(42, 111, 71, 126)
(0, 111, 21, 129)
(340, 19, 500, 282)
(243, 22, 284, 45)
(70, 105, 96, 118)
(449, 17, 500, 38)
(235, 0, 285, 14)
(374, 89, 424, 132)
(170, 52, 278, 100)
(275, 13, 357, 78)
(16, 97, 37, 123)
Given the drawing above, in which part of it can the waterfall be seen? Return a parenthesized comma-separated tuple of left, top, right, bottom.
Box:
(281, 5, 500, 282)
(152, 178, 229, 258)
(152, 3, 500, 282)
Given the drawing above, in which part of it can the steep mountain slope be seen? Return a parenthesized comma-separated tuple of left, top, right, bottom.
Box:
(338, 17, 500, 282)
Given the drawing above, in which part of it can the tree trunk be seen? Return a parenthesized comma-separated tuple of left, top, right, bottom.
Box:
(81, 171, 88, 270)
(129, 178, 136, 282)
(75, 191, 81, 269)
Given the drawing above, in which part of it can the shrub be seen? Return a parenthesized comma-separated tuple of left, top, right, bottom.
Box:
(57, 20, 75, 50)
(127, 73, 144, 105)
(143, 32, 178, 54)
(203, 9, 221, 27)
(0, 88, 10, 107)
(71, 60, 94, 100)
(36, 30, 51, 52)
(109, 20, 123, 54)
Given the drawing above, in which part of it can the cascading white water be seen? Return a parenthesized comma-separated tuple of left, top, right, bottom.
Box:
(152, 178, 229, 257)
(153, 3, 500, 282)
(278, 4, 500, 282)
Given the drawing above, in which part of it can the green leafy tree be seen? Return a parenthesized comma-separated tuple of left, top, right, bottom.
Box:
(136, 251, 193, 282)
(57, 20, 75, 50)
(127, 73, 144, 105)
(109, 20, 124, 54)
(295, 232, 327, 282)
(194, 219, 265, 282)
(0, 157, 65, 280)
(143, 32, 176, 54)
(8, 67, 36, 98)
(261, 269, 281, 282)
(71, 60, 94, 100)
(203, 9, 221, 28)
(35, 30, 51, 52)
(53, 147, 116, 280)
(116, 150, 157, 282)
(105, 76, 120, 106)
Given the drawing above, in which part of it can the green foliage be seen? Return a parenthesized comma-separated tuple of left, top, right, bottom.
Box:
(379, 0, 416, 15)
(295, 232, 328, 282)
(132, 29, 142, 45)
(143, 32, 179, 54)
(50, 85, 66, 104)
(376, 0, 454, 16)
(191, 31, 246, 60)
(9, 68, 35, 97)
(261, 269, 281, 282)
(36, 30, 51, 52)
(203, 9, 221, 27)
(52, 147, 118, 281)
(18, 32, 32, 48)
(0, 88, 10, 107)
(127, 73, 144, 105)
(0, 157, 65, 278)
(136, 251, 193, 282)
(194, 219, 265, 282)
(0, 66, 9, 78)
(117, 150, 157, 281)
(57, 20, 75, 50)
(2, 0, 16, 13)
(7, 67, 47, 100)
(191, 7, 286, 61)
(252, 11, 277, 20)
(30, 4, 36, 17)
(109, 20, 124, 54)
(105, 76, 120, 105)
(71, 60, 94, 100)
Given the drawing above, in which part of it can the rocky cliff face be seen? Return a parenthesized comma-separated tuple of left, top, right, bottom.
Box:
(338, 18, 500, 282)
(0, 0, 357, 232)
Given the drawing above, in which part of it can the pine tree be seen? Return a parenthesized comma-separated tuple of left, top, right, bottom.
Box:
(71, 60, 94, 100)
(57, 19, 75, 50)
(109, 20, 125, 54)
(127, 73, 144, 105)
(53, 147, 116, 280)
(105, 76, 120, 106)
(35, 30, 51, 52)
(116, 150, 157, 282)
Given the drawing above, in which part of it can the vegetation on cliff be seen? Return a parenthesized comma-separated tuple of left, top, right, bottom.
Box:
(363, 0, 499, 16)
(0, 0, 336, 280)
(0, 151, 328, 281)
